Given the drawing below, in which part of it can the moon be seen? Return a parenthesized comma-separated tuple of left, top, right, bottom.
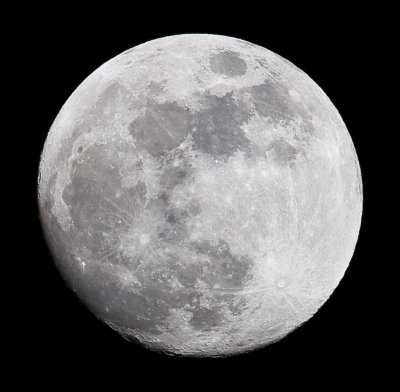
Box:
(38, 34, 362, 357)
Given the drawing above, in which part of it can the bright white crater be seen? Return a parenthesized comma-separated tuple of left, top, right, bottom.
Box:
(38, 34, 363, 357)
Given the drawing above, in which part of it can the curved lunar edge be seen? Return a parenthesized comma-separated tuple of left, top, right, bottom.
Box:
(38, 34, 363, 357)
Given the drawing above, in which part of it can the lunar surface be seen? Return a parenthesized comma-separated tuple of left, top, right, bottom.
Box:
(38, 34, 362, 357)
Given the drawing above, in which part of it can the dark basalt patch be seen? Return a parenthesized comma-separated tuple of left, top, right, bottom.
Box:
(267, 138, 299, 165)
(237, 80, 316, 143)
(55, 142, 254, 333)
(228, 297, 248, 316)
(129, 92, 251, 161)
(146, 81, 167, 97)
(193, 238, 253, 288)
(61, 143, 152, 257)
(190, 92, 251, 159)
(247, 81, 296, 122)
(160, 166, 190, 190)
(74, 263, 172, 335)
(92, 82, 131, 126)
(189, 307, 225, 331)
(210, 50, 247, 77)
(129, 101, 191, 157)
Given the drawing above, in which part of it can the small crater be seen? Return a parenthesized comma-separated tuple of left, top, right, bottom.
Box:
(210, 50, 247, 77)
(277, 279, 287, 288)
(77, 146, 83, 154)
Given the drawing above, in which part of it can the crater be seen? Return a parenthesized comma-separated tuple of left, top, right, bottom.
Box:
(210, 50, 247, 77)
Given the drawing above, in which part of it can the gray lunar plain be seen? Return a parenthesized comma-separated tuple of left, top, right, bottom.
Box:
(38, 34, 363, 357)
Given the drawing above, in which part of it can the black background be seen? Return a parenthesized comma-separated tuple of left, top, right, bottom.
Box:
(14, 5, 390, 387)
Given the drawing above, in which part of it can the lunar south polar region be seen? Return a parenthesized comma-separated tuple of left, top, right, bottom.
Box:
(38, 34, 362, 357)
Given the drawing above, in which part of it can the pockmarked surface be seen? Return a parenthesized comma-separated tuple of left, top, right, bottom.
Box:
(38, 34, 363, 357)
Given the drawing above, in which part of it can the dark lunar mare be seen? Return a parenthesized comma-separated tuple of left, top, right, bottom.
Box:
(209, 50, 248, 77)
(189, 92, 251, 160)
(129, 78, 314, 162)
(43, 134, 255, 335)
(129, 101, 191, 157)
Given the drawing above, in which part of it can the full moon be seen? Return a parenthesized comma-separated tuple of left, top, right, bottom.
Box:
(38, 34, 362, 357)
